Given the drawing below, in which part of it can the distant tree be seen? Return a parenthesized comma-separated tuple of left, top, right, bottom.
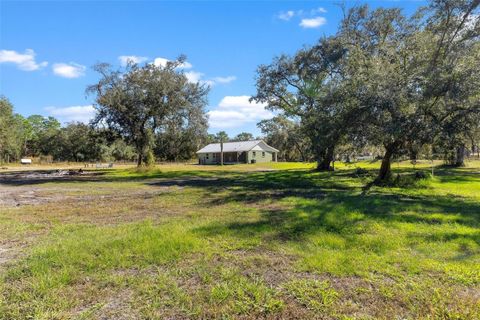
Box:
(154, 101, 209, 161)
(110, 139, 136, 162)
(257, 116, 311, 161)
(232, 132, 254, 142)
(25, 115, 46, 156)
(436, 109, 480, 166)
(205, 134, 217, 144)
(0, 97, 14, 162)
(54, 122, 101, 162)
(12, 114, 30, 159)
(87, 56, 209, 166)
(212, 131, 230, 143)
(0, 97, 28, 163)
(26, 115, 61, 157)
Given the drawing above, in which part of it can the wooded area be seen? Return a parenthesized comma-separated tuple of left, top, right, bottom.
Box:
(1, 0, 479, 183)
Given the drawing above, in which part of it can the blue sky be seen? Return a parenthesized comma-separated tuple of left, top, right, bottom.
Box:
(0, 0, 425, 137)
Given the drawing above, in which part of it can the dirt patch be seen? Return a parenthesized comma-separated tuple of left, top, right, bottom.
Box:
(0, 185, 56, 207)
(0, 235, 39, 272)
(0, 244, 21, 272)
(0, 170, 108, 208)
(0, 246, 13, 266)
(0, 182, 83, 207)
(0, 169, 102, 185)
(92, 290, 139, 320)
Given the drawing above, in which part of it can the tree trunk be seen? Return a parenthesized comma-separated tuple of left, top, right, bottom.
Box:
(137, 151, 143, 167)
(378, 153, 392, 181)
(293, 141, 306, 162)
(377, 143, 398, 181)
(316, 146, 334, 171)
(136, 139, 150, 167)
(455, 145, 465, 167)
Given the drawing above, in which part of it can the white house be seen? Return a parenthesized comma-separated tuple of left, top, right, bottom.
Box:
(196, 140, 279, 164)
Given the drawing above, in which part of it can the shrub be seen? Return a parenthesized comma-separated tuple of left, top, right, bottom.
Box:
(414, 171, 431, 180)
(355, 167, 369, 175)
(374, 171, 432, 188)
(145, 150, 156, 167)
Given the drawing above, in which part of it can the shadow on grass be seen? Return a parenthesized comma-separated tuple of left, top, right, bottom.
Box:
(2, 166, 478, 248)
(195, 191, 479, 242)
(148, 168, 480, 246)
(0, 168, 215, 186)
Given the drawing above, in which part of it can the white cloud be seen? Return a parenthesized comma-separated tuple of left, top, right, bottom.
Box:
(183, 72, 236, 86)
(207, 96, 273, 129)
(312, 7, 327, 14)
(179, 61, 193, 69)
(153, 57, 192, 69)
(300, 16, 327, 28)
(52, 62, 86, 78)
(152, 57, 234, 87)
(45, 105, 96, 123)
(203, 79, 216, 87)
(185, 71, 204, 83)
(278, 10, 295, 21)
(212, 76, 236, 84)
(153, 57, 169, 67)
(118, 55, 148, 66)
(277, 8, 328, 28)
(0, 49, 48, 71)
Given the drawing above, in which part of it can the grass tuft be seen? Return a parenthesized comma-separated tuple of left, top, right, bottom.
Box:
(284, 279, 339, 311)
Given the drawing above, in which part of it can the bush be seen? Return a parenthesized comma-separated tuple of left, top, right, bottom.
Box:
(354, 167, 369, 175)
(374, 171, 432, 188)
(414, 171, 432, 180)
(145, 150, 156, 167)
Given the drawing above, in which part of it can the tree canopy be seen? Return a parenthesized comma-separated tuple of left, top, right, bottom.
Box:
(253, 0, 480, 180)
(87, 57, 209, 166)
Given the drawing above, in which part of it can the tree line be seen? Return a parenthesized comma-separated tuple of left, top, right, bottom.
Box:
(0, 95, 209, 164)
(251, 0, 480, 181)
(1, 93, 309, 164)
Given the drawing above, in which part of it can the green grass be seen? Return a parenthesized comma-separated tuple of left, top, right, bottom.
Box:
(0, 160, 479, 319)
(283, 279, 339, 312)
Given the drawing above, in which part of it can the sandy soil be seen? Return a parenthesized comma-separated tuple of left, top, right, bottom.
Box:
(0, 170, 96, 207)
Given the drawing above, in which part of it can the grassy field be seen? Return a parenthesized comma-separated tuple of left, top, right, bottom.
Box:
(0, 160, 479, 319)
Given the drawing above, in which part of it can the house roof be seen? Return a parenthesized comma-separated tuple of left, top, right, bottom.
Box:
(196, 140, 279, 154)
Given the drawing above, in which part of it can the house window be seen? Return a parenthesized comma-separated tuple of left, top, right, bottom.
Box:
(206, 153, 209, 159)
(252, 151, 256, 157)
(262, 152, 265, 157)
(213, 153, 216, 158)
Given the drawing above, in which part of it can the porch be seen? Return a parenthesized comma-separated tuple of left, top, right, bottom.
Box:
(212, 151, 247, 164)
